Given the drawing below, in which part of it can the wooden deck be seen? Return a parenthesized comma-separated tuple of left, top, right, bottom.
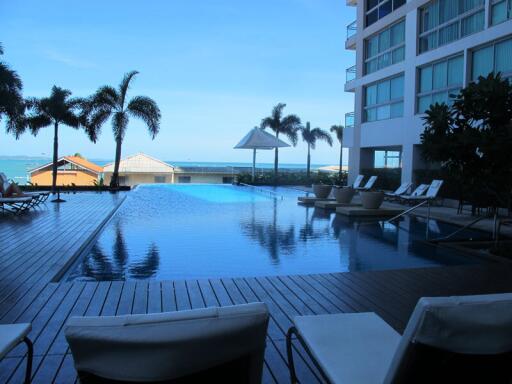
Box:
(1, 193, 512, 383)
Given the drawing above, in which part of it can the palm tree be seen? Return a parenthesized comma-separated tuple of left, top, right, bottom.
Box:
(260, 103, 301, 181)
(25, 86, 85, 193)
(85, 71, 161, 188)
(300, 122, 333, 178)
(330, 124, 344, 180)
(0, 42, 25, 136)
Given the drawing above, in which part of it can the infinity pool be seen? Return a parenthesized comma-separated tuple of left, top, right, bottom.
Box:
(68, 184, 484, 281)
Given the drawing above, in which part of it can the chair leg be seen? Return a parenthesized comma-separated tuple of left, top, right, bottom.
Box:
(23, 337, 33, 384)
(286, 327, 299, 384)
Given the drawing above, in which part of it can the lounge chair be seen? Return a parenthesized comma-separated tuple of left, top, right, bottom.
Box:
(65, 303, 269, 383)
(356, 175, 378, 191)
(352, 175, 364, 189)
(384, 181, 412, 200)
(0, 195, 34, 213)
(286, 293, 512, 384)
(400, 180, 443, 204)
(0, 323, 33, 384)
(0, 173, 49, 205)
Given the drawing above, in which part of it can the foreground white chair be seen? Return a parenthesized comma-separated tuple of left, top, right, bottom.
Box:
(356, 175, 378, 191)
(400, 180, 443, 204)
(287, 293, 512, 383)
(0, 323, 33, 384)
(65, 303, 269, 383)
(384, 181, 412, 200)
(0, 196, 34, 213)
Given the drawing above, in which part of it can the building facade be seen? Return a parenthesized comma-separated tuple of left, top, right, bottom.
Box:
(344, 0, 512, 184)
(29, 156, 102, 186)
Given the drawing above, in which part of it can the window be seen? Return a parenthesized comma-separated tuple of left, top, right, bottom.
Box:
(222, 177, 234, 184)
(374, 150, 401, 168)
(365, 0, 406, 27)
(365, 20, 405, 74)
(364, 75, 404, 122)
(491, 0, 512, 25)
(417, 55, 463, 113)
(178, 176, 191, 183)
(154, 175, 166, 183)
(472, 37, 512, 81)
(419, 0, 485, 54)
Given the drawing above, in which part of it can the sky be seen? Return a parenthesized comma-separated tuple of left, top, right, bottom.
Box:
(0, 0, 355, 165)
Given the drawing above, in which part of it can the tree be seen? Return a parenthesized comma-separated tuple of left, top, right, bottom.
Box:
(300, 122, 332, 178)
(25, 86, 86, 193)
(261, 103, 301, 181)
(0, 42, 25, 136)
(420, 73, 512, 212)
(330, 124, 344, 180)
(84, 71, 161, 188)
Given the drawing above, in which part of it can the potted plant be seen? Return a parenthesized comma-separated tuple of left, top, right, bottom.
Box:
(312, 183, 333, 199)
(360, 190, 385, 209)
(333, 186, 355, 204)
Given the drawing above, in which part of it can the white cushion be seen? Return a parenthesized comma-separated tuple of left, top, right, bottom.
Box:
(0, 323, 31, 359)
(294, 312, 400, 384)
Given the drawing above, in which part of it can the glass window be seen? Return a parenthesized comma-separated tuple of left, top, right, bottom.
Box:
(472, 46, 495, 80)
(364, 20, 405, 75)
(365, 0, 406, 27)
(417, 54, 463, 113)
(419, 0, 484, 53)
(496, 39, 512, 75)
(364, 74, 404, 122)
(491, 0, 512, 25)
(374, 150, 401, 168)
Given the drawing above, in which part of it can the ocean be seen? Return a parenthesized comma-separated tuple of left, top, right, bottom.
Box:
(0, 158, 326, 184)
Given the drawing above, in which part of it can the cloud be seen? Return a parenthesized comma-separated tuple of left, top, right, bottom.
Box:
(43, 48, 96, 69)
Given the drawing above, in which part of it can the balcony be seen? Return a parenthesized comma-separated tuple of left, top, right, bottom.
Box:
(345, 112, 355, 129)
(346, 20, 357, 50)
(345, 65, 356, 83)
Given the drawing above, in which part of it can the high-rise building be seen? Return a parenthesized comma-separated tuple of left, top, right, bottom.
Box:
(344, 0, 512, 184)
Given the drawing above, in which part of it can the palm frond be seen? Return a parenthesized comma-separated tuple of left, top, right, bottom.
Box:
(0, 62, 22, 91)
(330, 125, 344, 143)
(84, 107, 112, 142)
(127, 96, 161, 138)
(312, 128, 333, 147)
(0, 42, 3, 55)
(112, 111, 129, 141)
(118, 71, 139, 109)
(92, 86, 119, 110)
(26, 114, 52, 135)
(260, 117, 275, 131)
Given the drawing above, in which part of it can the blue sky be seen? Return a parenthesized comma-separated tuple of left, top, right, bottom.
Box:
(1, 0, 355, 164)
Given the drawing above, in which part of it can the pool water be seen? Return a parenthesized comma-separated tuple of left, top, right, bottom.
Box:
(68, 184, 485, 281)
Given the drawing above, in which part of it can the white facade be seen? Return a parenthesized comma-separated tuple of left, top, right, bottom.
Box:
(344, 0, 512, 184)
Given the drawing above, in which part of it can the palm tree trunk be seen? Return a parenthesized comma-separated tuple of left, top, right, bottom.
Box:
(51, 122, 59, 193)
(307, 144, 311, 179)
(339, 144, 343, 182)
(274, 132, 279, 185)
(111, 138, 123, 188)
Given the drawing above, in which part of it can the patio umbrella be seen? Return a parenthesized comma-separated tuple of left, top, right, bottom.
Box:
(234, 127, 290, 182)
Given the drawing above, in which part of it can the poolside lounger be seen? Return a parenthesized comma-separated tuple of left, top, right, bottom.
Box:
(400, 180, 443, 204)
(384, 182, 412, 199)
(0, 195, 34, 213)
(65, 303, 269, 383)
(352, 175, 364, 189)
(356, 175, 378, 191)
(0, 323, 33, 384)
(287, 292, 512, 384)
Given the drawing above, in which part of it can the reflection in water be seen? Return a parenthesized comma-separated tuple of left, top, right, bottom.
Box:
(80, 222, 160, 280)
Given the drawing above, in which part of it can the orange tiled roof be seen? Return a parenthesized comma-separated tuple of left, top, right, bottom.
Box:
(63, 156, 103, 173)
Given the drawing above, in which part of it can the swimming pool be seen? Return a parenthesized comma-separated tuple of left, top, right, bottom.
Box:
(68, 184, 485, 281)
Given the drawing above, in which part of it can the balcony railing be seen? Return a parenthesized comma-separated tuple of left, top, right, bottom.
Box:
(345, 65, 356, 83)
(345, 112, 355, 129)
(346, 20, 357, 40)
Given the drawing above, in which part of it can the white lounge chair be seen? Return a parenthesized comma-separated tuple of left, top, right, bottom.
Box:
(0, 173, 49, 206)
(65, 303, 269, 383)
(352, 175, 364, 189)
(287, 293, 512, 383)
(356, 175, 378, 191)
(384, 181, 412, 200)
(0, 323, 33, 384)
(0, 195, 34, 213)
(400, 180, 443, 204)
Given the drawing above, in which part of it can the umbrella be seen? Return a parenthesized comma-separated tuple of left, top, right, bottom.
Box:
(234, 127, 290, 182)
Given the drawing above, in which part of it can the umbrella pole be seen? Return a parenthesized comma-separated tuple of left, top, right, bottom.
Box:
(252, 148, 256, 183)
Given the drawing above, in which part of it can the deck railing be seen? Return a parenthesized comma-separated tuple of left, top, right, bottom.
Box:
(346, 20, 357, 40)
(345, 112, 355, 129)
(345, 65, 356, 83)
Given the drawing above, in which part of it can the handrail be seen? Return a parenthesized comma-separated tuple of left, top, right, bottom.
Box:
(346, 65, 356, 83)
(346, 20, 357, 39)
(238, 183, 284, 200)
(387, 200, 429, 223)
(345, 112, 355, 129)
(431, 215, 487, 242)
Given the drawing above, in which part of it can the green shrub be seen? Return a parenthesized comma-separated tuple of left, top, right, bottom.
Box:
(237, 171, 347, 186)
(360, 168, 401, 191)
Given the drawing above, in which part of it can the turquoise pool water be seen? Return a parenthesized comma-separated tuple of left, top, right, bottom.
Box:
(69, 184, 484, 281)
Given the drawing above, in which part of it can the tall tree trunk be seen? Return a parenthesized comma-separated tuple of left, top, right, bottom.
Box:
(339, 144, 343, 182)
(111, 137, 123, 188)
(274, 132, 279, 185)
(51, 122, 59, 193)
(307, 144, 311, 178)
